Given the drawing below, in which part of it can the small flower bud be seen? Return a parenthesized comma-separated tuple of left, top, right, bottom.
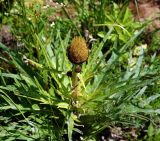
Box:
(75, 65, 81, 73)
(67, 71, 72, 77)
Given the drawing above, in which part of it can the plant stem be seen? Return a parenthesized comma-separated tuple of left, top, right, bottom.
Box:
(71, 65, 81, 102)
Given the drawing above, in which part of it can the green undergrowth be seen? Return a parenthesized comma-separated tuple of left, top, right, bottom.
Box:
(0, 0, 160, 140)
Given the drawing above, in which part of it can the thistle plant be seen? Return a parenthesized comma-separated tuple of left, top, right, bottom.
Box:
(0, 1, 160, 141)
(67, 37, 89, 106)
(1, 25, 160, 141)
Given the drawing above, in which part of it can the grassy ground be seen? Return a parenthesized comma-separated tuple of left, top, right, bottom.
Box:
(0, 0, 160, 140)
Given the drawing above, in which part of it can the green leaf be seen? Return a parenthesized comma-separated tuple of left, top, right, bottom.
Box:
(67, 112, 75, 141)
(57, 102, 69, 109)
(133, 47, 144, 78)
(148, 123, 154, 137)
(32, 104, 40, 110)
(140, 94, 160, 108)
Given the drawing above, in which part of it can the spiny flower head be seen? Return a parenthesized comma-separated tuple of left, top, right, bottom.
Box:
(68, 36, 89, 64)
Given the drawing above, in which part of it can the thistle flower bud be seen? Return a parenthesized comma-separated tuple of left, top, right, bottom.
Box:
(75, 65, 81, 73)
(68, 37, 89, 64)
